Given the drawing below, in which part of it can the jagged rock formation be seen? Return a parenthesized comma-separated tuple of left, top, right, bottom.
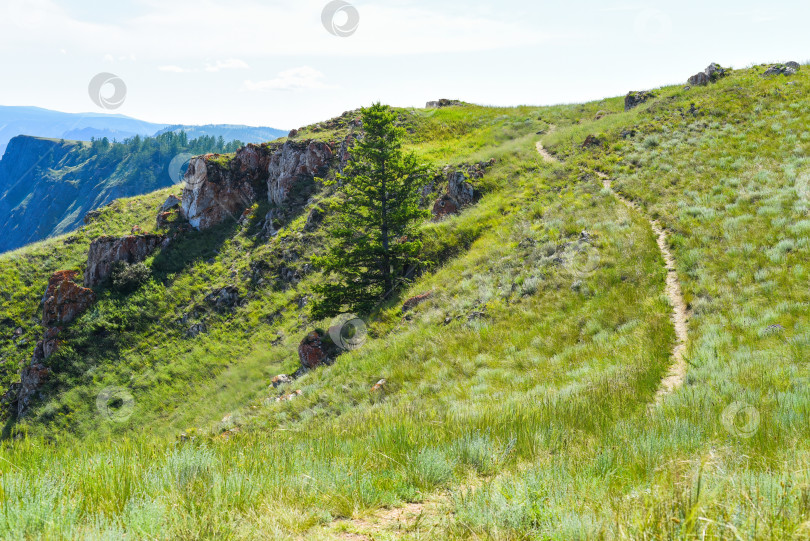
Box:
(181, 140, 335, 231)
(687, 63, 729, 86)
(430, 162, 493, 220)
(267, 141, 333, 206)
(43, 270, 96, 326)
(181, 147, 267, 230)
(85, 235, 165, 287)
(6, 270, 96, 417)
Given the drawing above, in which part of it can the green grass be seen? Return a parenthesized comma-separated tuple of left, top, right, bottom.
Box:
(0, 65, 808, 538)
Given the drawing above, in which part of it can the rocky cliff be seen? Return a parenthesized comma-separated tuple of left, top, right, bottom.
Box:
(182, 140, 335, 230)
(0, 133, 246, 254)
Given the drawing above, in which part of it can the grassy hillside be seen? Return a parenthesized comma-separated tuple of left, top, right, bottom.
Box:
(0, 63, 808, 539)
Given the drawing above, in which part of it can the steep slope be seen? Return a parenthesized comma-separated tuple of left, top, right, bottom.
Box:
(0, 133, 244, 253)
(0, 63, 808, 539)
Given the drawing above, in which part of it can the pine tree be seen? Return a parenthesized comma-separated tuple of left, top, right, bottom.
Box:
(312, 103, 430, 318)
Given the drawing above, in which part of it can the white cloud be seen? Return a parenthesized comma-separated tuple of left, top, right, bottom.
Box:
(204, 58, 250, 72)
(1, 0, 547, 57)
(158, 65, 188, 73)
(243, 67, 331, 91)
(158, 59, 249, 73)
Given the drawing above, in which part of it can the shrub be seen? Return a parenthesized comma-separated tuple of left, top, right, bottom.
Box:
(110, 261, 151, 293)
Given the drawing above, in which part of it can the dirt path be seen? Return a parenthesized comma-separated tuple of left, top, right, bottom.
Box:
(597, 173, 689, 403)
(533, 137, 688, 402)
(535, 141, 558, 163)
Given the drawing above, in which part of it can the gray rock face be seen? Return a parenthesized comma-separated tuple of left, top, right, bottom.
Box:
(624, 91, 655, 111)
(181, 141, 335, 231)
(161, 195, 181, 212)
(267, 141, 333, 206)
(687, 71, 711, 86)
(687, 63, 729, 86)
(181, 145, 270, 230)
(205, 286, 240, 311)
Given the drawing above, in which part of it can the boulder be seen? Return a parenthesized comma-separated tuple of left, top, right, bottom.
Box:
(687, 63, 729, 86)
(624, 91, 654, 111)
(161, 195, 181, 212)
(447, 171, 475, 206)
(402, 291, 433, 312)
(432, 170, 475, 220)
(432, 195, 459, 220)
(42, 270, 96, 327)
(271, 374, 293, 387)
(85, 235, 164, 288)
(582, 135, 602, 148)
(297, 330, 339, 370)
(156, 209, 181, 229)
(687, 71, 710, 86)
(205, 286, 240, 311)
(267, 141, 333, 206)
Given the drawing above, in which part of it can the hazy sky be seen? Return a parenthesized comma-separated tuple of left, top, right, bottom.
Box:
(1, 0, 808, 129)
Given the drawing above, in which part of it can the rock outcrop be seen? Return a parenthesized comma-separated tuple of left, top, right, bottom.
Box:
(85, 235, 164, 287)
(297, 330, 339, 371)
(426, 99, 462, 108)
(688, 63, 729, 86)
(624, 91, 654, 112)
(432, 171, 476, 220)
(181, 147, 266, 230)
(763, 62, 800, 77)
(402, 291, 433, 312)
(7, 270, 97, 417)
(42, 270, 96, 326)
(267, 141, 333, 206)
(181, 141, 335, 230)
(582, 134, 602, 148)
(205, 286, 240, 312)
(161, 195, 181, 212)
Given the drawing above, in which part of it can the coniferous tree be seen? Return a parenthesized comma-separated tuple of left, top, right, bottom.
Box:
(312, 103, 430, 318)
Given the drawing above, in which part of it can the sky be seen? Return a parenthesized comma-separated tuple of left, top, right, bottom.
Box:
(1, 0, 809, 130)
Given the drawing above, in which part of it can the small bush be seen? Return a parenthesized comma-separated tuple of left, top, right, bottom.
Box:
(410, 448, 455, 489)
(111, 261, 151, 293)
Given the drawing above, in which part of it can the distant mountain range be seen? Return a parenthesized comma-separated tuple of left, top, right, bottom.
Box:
(0, 106, 287, 156)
